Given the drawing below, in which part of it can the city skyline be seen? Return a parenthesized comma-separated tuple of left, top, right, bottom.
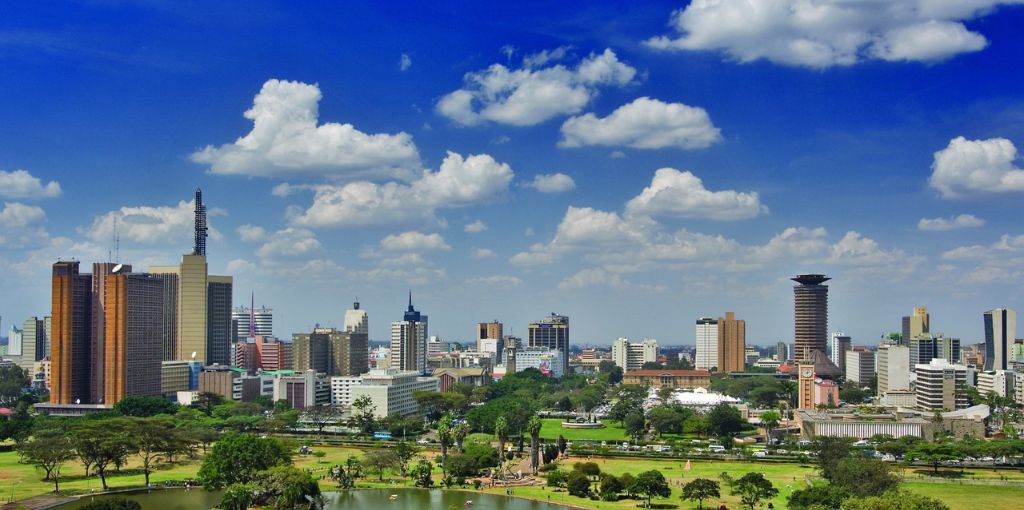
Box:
(2, 2, 1024, 346)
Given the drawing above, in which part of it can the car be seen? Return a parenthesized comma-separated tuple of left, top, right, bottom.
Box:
(708, 445, 726, 453)
(417, 439, 430, 445)
(691, 439, 701, 444)
(753, 451, 767, 458)
(797, 440, 813, 446)
(853, 440, 870, 447)
(776, 449, 788, 454)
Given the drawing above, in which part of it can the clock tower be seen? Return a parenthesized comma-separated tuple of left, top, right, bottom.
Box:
(798, 362, 815, 410)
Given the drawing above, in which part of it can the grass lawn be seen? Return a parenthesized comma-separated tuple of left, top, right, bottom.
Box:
(539, 418, 627, 442)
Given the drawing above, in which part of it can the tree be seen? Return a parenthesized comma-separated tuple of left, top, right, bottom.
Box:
(841, 490, 949, 510)
(363, 448, 399, 481)
(908, 441, 959, 474)
(707, 403, 744, 442)
(351, 395, 377, 435)
(437, 414, 454, 474)
(78, 498, 142, 510)
(453, 421, 470, 454)
(256, 465, 322, 509)
(814, 437, 852, 482)
(567, 470, 591, 498)
(682, 478, 721, 510)
(760, 411, 780, 450)
(191, 392, 226, 415)
(303, 405, 337, 437)
(722, 472, 778, 510)
(633, 470, 672, 508)
(197, 432, 291, 488)
(412, 458, 434, 487)
(331, 456, 363, 489)
(547, 468, 569, 488)
(19, 428, 76, 494)
(494, 415, 509, 476)
(788, 485, 850, 509)
(573, 461, 601, 480)
(619, 472, 636, 498)
(218, 483, 256, 510)
(393, 441, 421, 478)
(624, 410, 646, 441)
(599, 473, 623, 501)
(831, 458, 898, 497)
(527, 415, 542, 474)
(113, 395, 177, 417)
(130, 417, 177, 486)
(72, 419, 135, 490)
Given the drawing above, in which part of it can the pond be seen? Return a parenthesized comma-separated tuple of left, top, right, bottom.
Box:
(57, 488, 571, 510)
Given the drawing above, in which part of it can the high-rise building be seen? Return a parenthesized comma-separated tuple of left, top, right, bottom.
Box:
(910, 334, 961, 371)
(157, 273, 178, 361)
(792, 274, 829, 362)
(830, 332, 852, 374)
(50, 261, 93, 405)
(717, 312, 745, 373)
(901, 306, 929, 347)
(528, 313, 569, 376)
(293, 329, 331, 374)
(477, 321, 503, 352)
(984, 308, 1016, 371)
(915, 359, 968, 411)
(611, 337, 658, 371)
(389, 293, 428, 374)
(937, 336, 961, 365)
(20, 317, 48, 369)
(695, 317, 718, 370)
(90, 262, 128, 404)
(844, 347, 875, 385)
(234, 335, 292, 373)
(103, 271, 164, 404)
(877, 344, 910, 398)
(344, 301, 368, 335)
(775, 341, 789, 362)
(232, 301, 273, 340)
(207, 276, 233, 366)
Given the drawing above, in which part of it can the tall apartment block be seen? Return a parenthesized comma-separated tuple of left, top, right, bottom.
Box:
(695, 317, 718, 370)
(528, 313, 569, 376)
(792, 274, 829, 362)
(390, 293, 428, 374)
(50, 261, 92, 404)
(984, 308, 1017, 371)
(103, 271, 164, 403)
(717, 311, 746, 373)
(293, 327, 367, 376)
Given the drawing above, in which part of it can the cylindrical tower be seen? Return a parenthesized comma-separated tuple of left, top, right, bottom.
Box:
(792, 274, 829, 362)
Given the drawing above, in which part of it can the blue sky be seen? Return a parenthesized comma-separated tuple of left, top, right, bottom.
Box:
(2, 1, 1024, 348)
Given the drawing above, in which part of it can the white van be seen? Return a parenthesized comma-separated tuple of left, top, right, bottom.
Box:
(708, 445, 726, 453)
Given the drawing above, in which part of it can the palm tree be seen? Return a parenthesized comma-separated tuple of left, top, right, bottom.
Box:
(494, 416, 509, 479)
(453, 422, 470, 454)
(527, 416, 542, 475)
(760, 411, 780, 452)
(437, 414, 453, 475)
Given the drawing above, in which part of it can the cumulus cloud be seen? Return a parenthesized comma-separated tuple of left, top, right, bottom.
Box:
(559, 97, 721, 150)
(436, 48, 637, 126)
(465, 275, 522, 287)
(525, 173, 576, 193)
(256, 227, 321, 259)
(827, 231, 911, 267)
(645, 0, 1013, 67)
(237, 224, 267, 241)
(0, 202, 48, 248)
(81, 199, 222, 245)
(625, 168, 767, 221)
(918, 214, 985, 231)
(380, 231, 451, 251)
(558, 268, 665, 292)
(0, 169, 62, 199)
(940, 234, 1024, 284)
(291, 151, 513, 228)
(472, 248, 496, 258)
(929, 136, 1024, 199)
(464, 220, 488, 233)
(399, 53, 412, 71)
(191, 79, 420, 180)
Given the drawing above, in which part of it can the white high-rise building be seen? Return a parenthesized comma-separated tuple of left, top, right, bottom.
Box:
(7, 325, 22, 356)
(344, 301, 369, 335)
(830, 332, 851, 373)
(877, 344, 910, 397)
(984, 308, 1016, 371)
(845, 348, 875, 385)
(232, 304, 273, 339)
(611, 337, 658, 371)
(977, 370, 1014, 399)
(695, 318, 718, 370)
(915, 359, 968, 411)
(388, 293, 427, 374)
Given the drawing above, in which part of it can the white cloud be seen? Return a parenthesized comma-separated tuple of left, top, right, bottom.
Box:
(399, 53, 412, 71)
(436, 48, 637, 126)
(929, 136, 1024, 199)
(827, 231, 910, 267)
(918, 214, 985, 231)
(524, 227, 535, 237)
(256, 227, 321, 259)
(291, 151, 513, 228)
(645, 0, 1014, 68)
(747, 227, 829, 264)
(191, 79, 420, 180)
(226, 258, 257, 274)
(380, 231, 451, 251)
(465, 275, 522, 287)
(472, 248, 496, 258)
(940, 234, 1024, 284)
(610, 150, 627, 159)
(0, 202, 48, 248)
(559, 97, 721, 150)
(523, 46, 572, 68)
(525, 173, 576, 193)
(237, 224, 267, 242)
(625, 168, 767, 221)
(464, 220, 488, 233)
(0, 169, 62, 199)
(558, 267, 665, 292)
(81, 199, 222, 245)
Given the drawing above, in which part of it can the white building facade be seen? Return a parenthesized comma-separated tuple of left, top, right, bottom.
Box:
(611, 337, 658, 371)
(349, 368, 439, 418)
(695, 317, 718, 371)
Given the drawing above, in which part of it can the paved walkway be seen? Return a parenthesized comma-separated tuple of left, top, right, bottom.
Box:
(2, 495, 72, 510)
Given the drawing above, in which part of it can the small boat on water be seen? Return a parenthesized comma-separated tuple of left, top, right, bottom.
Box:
(389, 494, 398, 501)
(464, 501, 473, 507)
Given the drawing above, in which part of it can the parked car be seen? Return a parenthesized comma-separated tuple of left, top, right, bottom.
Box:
(753, 451, 767, 458)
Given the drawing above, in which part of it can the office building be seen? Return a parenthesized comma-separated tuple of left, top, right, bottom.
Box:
(273, 369, 330, 409)
(7, 325, 21, 357)
(621, 369, 712, 389)
(514, 347, 564, 378)
(232, 302, 273, 341)
(830, 332, 851, 374)
(901, 307, 930, 347)
(293, 330, 330, 374)
(91, 262, 127, 403)
(389, 293, 428, 374)
(207, 276, 232, 366)
(775, 341, 789, 362)
(22, 317, 49, 364)
(984, 308, 1016, 371)
(792, 274, 829, 362)
(427, 336, 451, 355)
(611, 337, 658, 371)
(161, 360, 192, 395)
(50, 260, 93, 405)
(718, 312, 746, 373)
(292, 327, 365, 376)
(330, 328, 368, 376)
(477, 321, 503, 352)
(977, 370, 1014, 399)
(528, 313, 569, 376)
(937, 336, 961, 365)
(844, 347, 875, 386)
(349, 368, 439, 418)
(910, 334, 960, 371)
(877, 344, 910, 398)
(329, 375, 361, 408)
(103, 271, 165, 404)
(234, 335, 292, 373)
(694, 317, 718, 370)
(477, 337, 503, 361)
(343, 301, 368, 335)
(915, 359, 968, 411)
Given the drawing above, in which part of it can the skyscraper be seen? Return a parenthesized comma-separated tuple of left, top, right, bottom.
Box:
(830, 332, 851, 374)
(292, 326, 367, 376)
(232, 300, 273, 340)
(103, 271, 164, 404)
(477, 320, 503, 352)
(344, 301, 368, 335)
(775, 341, 789, 362)
(527, 313, 569, 376)
(206, 276, 233, 366)
(390, 293, 428, 374)
(877, 344, 910, 398)
(695, 317, 718, 370)
(21, 317, 48, 367)
(984, 308, 1017, 371)
(51, 261, 92, 404)
(90, 261, 131, 403)
(792, 274, 829, 362)
(901, 306, 929, 346)
(717, 312, 745, 373)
